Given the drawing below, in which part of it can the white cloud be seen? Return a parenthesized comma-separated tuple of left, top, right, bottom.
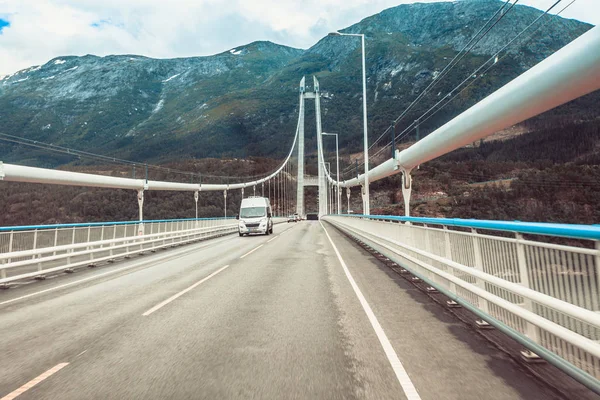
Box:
(0, 0, 597, 76)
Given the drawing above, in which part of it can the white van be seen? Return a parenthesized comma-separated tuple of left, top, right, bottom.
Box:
(237, 196, 273, 236)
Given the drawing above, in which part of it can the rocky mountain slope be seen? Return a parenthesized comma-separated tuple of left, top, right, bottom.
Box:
(0, 0, 595, 167)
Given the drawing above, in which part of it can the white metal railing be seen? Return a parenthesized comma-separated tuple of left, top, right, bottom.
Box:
(0, 218, 237, 284)
(0, 217, 289, 285)
(324, 214, 600, 392)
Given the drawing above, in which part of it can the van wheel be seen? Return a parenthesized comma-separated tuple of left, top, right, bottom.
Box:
(239, 232, 243, 237)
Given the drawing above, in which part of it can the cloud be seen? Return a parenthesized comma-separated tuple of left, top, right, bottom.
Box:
(0, 0, 597, 76)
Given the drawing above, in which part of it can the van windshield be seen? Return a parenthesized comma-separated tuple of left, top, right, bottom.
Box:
(240, 207, 266, 218)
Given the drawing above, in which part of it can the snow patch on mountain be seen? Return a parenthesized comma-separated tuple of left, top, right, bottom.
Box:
(153, 99, 165, 113)
(162, 74, 180, 83)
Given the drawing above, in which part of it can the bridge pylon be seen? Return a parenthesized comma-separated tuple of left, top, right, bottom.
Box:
(296, 77, 306, 218)
(295, 76, 328, 218)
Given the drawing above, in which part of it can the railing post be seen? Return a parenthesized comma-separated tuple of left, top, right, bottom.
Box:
(87, 226, 93, 262)
(53, 228, 58, 256)
(5, 231, 13, 271)
(32, 229, 38, 260)
(443, 226, 453, 260)
(125, 225, 129, 255)
(150, 223, 156, 250)
(443, 226, 456, 293)
(179, 220, 183, 243)
(137, 189, 145, 236)
(67, 228, 76, 265)
(34, 230, 44, 272)
(471, 228, 489, 313)
(423, 224, 431, 254)
(111, 225, 117, 257)
(516, 232, 539, 343)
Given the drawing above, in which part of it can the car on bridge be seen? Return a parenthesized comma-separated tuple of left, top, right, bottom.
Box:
(287, 213, 300, 223)
(237, 197, 273, 236)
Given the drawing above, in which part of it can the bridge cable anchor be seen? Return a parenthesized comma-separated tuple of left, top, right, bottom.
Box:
(520, 350, 545, 363)
(446, 300, 461, 308)
(475, 319, 494, 330)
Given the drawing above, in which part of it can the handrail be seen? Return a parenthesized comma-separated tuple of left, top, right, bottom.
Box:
(0, 223, 235, 262)
(332, 214, 600, 241)
(324, 214, 600, 392)
(331, 217, 600, 329)
(0, 217, 234, 232)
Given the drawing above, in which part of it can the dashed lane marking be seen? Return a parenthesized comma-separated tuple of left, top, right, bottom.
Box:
(0, 236, 236, 307)
(240, 245, 263, 259)
(1, 363, 69, 400)
(143, 265, 230, 316)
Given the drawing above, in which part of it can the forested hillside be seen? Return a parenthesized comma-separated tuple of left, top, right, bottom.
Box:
(371, 118, 600, 224)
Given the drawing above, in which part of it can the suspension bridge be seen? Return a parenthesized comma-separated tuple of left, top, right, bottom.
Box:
(0, 20, 600, 400)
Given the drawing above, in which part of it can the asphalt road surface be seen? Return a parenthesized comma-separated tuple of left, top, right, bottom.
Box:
(0, 221, 565, 399)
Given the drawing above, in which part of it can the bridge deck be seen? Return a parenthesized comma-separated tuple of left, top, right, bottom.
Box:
(0, 222, 566, 399)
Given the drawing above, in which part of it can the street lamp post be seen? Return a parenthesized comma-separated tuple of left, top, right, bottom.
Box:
(322, 132, 340, 215)
(328, 31, 370, 215)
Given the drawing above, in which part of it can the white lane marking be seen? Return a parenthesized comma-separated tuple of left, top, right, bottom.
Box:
(76, 350, 87, 358)
(279, 227, 293, 235)
(0, 236, 236, 307)
(1, 363, 69, 400)
(240, 244, 263, 259)
(143, 264, 229, 316)
(267, 235, 279, 243)
(320, 222, 422, 400)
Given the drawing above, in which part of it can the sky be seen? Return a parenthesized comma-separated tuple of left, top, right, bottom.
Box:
(0, 0, 597, 76)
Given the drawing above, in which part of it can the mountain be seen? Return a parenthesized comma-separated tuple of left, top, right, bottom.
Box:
(0, 0, 595, 167)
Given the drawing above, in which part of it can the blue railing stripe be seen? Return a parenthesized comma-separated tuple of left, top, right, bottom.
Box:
(333, 215, 600, 241)
(0, 217, 236, 233)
